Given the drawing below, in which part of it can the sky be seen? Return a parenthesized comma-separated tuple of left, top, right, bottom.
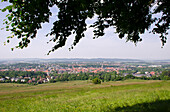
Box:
(0, 2, 170, 60)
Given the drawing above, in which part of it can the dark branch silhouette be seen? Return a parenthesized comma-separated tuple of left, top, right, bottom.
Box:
(1, 0, 169, 54)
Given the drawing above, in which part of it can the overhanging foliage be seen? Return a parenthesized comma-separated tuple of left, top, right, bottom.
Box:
(1, 0, 169, 54)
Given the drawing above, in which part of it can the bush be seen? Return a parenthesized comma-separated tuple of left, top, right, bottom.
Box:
(163, 76, 170, 80)
(50, 79, 56, 83)
(92, 78, 101, 84)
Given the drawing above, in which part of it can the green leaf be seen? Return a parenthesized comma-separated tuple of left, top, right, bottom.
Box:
(8, 16, 12, 21)
(1, 8, 7, 12)
(11, 48, 14, 51)
(7, 40, 10, 43)
(11, 23, 15, 27)
(7, 36, 11, 38)
(6, 14, 10, 17)
(11, 35, 14, 38)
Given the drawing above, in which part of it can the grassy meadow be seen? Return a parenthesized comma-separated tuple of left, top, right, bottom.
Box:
(0, 79, 170, 112)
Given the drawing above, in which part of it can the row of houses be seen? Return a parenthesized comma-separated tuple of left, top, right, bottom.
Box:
(123, 71, 157, 77)
(0, 76, 53, 84)
(0, 65, 128, 74)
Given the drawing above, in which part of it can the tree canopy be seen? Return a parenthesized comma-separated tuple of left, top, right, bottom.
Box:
(1, 0, 169, 54)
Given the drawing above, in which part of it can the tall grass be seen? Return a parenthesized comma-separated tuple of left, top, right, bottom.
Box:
(0, 80, 170, 112)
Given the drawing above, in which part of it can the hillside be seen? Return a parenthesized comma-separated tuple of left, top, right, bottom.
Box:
(0, 80, 170, 112)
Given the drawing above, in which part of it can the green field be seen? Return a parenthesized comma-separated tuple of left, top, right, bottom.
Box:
(0, 80, 170, 112)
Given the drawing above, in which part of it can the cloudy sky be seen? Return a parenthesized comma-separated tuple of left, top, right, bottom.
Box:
(0, 2, 170, 60)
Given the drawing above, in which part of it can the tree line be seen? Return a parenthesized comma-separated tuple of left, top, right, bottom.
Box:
(0, 71, 47, 78)
(0, 70, 169, 84)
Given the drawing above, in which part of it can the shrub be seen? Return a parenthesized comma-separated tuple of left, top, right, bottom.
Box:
(92, 78, 101, 84)
(50, 79, 56, 83)
(163, 76, 170, 80)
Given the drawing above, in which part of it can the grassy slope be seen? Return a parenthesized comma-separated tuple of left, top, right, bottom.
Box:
(0, 80, 170, 112)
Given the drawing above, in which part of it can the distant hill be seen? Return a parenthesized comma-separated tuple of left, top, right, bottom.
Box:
(45, 58, 143, 62)
(153, 59, 170, 62)
(0, 58, 143, 63)
(0, 58, 170, 64)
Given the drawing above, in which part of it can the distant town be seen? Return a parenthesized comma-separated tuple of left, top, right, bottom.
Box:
(0, 58, 170, 84)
